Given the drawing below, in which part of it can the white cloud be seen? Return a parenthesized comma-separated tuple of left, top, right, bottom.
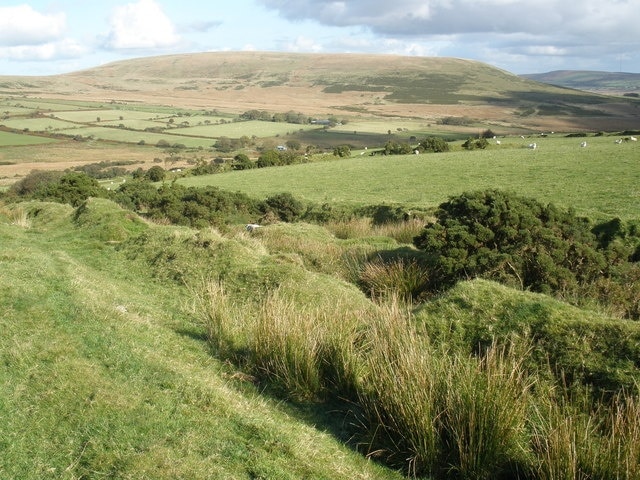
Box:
(282, 36, 323, 53)
(105, 0, 181, 50)
(258, 0, 640, 71)
(0, 39, 87, 62)
(0, 5, 66, 47)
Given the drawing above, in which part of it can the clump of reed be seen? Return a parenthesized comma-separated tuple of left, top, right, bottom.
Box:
(193, 279, 640, 479)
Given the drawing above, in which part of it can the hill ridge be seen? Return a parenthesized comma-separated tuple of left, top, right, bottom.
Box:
(2, 51, 639, 131)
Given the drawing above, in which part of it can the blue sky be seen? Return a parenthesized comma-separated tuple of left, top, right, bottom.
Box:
(1, 0, 639, 76)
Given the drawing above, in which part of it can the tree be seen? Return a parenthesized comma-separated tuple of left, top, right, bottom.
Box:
(232, 153, 254, 170)
(215, 137, 233, 152)
(263, 192, 305, 222)
(257, 150, 282, 168)
(418, 136, 449, 153)
(33, 172, 106, 207)
(383, 140, 412, 155)
(145, 166, 166, 182)
(333, 145, 351, 157)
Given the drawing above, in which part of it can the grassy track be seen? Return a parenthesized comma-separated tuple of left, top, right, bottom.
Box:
(179, 135, 640, 220)
(0, 202, 401, 479)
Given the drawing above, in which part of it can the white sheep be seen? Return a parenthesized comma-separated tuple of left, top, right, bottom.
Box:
(580, 141, 587, 147)
(631, 136, 638, 141)
(246, 224, 262, 232)
(528, 143, 537, 149)
(496, 140, 501, 145)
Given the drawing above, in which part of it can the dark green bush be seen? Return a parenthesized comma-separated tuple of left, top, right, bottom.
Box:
(232, 153, 254, 170)
(382, 140, 413, 155)
(263, 192, 306, 222)
(145, 165, 166, 182)
(32, 172, 107, 207)
(418, 136, 449, 153)
(413, 189, 607, 295)
(333, 145, 351, 157)
(8, 170, 65, 197)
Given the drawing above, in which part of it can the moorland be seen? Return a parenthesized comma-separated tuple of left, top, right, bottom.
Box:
(1, 52, 640, 479)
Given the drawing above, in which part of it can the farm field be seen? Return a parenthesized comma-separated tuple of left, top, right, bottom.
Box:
(54, 126, 216, 148)
(51, 109, 166, 123)
(1, 117, 80, 131)
(170, 119, 321, 138)
(179, 134, 640, 220)
(0, 130, 60, 147)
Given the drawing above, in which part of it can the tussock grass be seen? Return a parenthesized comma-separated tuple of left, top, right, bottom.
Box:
(2, 205, 31, 228)
(358, 256, 431, 302)
(530, 389, 640, 479)
(327, 217, 425, 244)
(193, 269, 640, 478)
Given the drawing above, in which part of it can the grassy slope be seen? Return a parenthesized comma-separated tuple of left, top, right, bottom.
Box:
(0, 200, 401, 480)
(522, 70, 640, 94)
(178, 135, 640, 221)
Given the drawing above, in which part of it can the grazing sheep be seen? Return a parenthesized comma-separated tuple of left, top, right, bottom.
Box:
(631, 136, 638, 142)
(580, 141, 587, 147)
(246, 224, 262, 232)
(496, 140, 501, 145)
(615, 139, 623, 144)
(528, 143, 537, 149)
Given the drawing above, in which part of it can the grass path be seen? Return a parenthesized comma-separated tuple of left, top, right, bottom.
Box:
(0, 208, 401, 479)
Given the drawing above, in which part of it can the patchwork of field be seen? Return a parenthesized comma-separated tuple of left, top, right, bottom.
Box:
(0, 96, 324, 149)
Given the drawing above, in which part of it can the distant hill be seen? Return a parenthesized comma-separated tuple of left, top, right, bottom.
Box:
(2, 52, 640, 131)
(522, 70, 640, 96)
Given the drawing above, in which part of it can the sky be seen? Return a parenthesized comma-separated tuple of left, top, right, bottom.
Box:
(0, 0, 638, 77)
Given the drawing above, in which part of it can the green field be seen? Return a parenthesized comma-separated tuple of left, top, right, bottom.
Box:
(0, 130, 60, 146)
(52, 126, 215, 147)
(178, 134, 640, 220)
(52, 109, 166, 123)
(171, 119, 322, 138)
(1, 117, 80, 131)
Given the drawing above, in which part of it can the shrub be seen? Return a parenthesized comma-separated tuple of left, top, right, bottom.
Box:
(257, 149, 281, 167)
(263, 192, 306, 222)
(419, 136, 449, 153)
(31, 172, 106, 207)
(333, 145, 351, 157)
(232, 153, 253, 170)
(413, 189, 607, 296)
(383, 140, 413, 155)
(462, 137, 489, 150)
(145, 165, 166, 182)
(8, 170, 65, 197)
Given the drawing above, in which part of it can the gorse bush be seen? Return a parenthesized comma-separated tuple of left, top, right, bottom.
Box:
(9, 171, 105, 206)
(414, 189, 640, 317)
